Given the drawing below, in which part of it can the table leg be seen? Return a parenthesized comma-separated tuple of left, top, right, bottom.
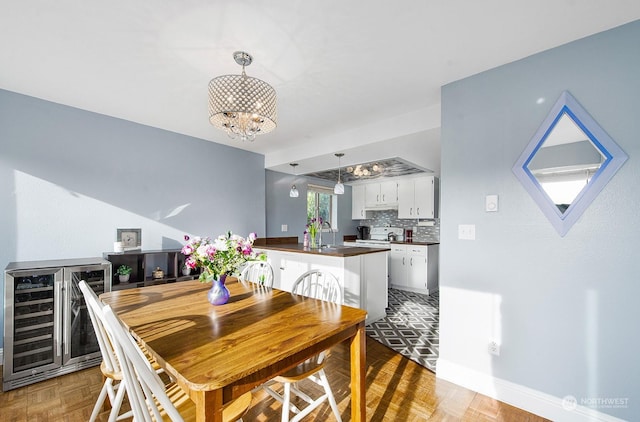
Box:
(350, 322, 366, 421)
(191, 388, 224, 422)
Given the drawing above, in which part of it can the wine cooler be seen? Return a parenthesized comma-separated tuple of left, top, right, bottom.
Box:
(3, 257, 111, 391)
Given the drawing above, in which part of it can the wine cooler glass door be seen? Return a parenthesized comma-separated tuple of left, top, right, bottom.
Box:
(4, 268, 63, 384)
(62, 264, 111, 365)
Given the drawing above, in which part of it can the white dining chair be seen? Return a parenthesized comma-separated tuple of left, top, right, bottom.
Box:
(239, 261, 274, 287)
(80, 280, 169, 421)
(100, 303, 252, 422)
(79, 280, 131, 422)
(261, 270, 343, 422)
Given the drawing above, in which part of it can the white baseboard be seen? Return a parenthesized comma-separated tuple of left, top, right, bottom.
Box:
(436, 358, 626, 422)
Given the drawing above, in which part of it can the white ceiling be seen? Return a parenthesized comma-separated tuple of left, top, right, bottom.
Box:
(2, 1, 639, 176)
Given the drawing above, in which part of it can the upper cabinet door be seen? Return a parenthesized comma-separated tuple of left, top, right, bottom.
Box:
(379, 181, 398, 206)
(397, 180, 414, 218)
(414, 176, 435, 218)
(351, 185, 366, 219)
(364, 184, 380, 208)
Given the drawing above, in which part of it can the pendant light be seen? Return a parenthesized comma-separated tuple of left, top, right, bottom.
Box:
(289, 163, 299, 198)
(334, 153, 345, 195)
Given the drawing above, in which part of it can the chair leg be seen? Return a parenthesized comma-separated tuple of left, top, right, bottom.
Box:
(89, 380, 111, 422)
(281, 383, 291, 422)
(318, 369, 341, 422)
(108, 380, 128, 422)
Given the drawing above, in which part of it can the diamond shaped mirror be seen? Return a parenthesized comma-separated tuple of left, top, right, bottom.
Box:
(513, 91, 628, 236)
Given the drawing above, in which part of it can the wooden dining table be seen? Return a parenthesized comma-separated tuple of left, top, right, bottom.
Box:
(100, 279, 368, 422)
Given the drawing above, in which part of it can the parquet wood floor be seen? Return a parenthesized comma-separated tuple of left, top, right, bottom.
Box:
(0, 338, 549, 421)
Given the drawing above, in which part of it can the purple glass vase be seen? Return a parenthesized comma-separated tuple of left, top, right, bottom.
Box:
(206, 274, 230, 305)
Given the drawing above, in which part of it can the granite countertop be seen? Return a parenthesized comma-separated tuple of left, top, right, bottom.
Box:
(255, 243, 389, 257)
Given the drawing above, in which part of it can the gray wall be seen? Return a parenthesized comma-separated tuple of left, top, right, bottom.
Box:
(265, 170, 358, 242)
(439, 21, 639, 420)
(0, 89, 266, 349)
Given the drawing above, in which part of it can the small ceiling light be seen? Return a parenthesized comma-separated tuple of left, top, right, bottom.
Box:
(289, 163, 299, 198)
(208, 51, 277, 142)
(347, 162, 384, 179)
(334, 153, 345, 195)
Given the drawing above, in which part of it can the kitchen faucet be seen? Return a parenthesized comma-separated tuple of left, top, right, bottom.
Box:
(320, 221, 336, 247)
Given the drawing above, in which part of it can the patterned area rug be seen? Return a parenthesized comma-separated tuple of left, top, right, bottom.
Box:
(366, 288, 439, 372)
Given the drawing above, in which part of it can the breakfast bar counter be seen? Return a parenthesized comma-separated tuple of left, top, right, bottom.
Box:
(256, 243, 390, 256)
(255, 243, 389, 323)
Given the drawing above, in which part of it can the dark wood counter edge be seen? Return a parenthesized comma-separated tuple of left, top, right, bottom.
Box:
(254, 236, 298, 246)
(391, 241, 440, 245)
(256, 243, 389, 257)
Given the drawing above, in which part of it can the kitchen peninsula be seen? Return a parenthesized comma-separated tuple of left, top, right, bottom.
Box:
(255, 243, 389, 323)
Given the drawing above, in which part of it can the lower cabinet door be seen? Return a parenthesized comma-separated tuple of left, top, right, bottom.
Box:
(389, 246, 407, 287)
(407, 246, 427, 292)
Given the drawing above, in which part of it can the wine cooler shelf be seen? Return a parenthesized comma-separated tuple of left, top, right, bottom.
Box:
(3, 258, 111, 391)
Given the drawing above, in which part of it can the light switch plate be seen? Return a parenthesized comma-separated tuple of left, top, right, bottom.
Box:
(486, 195, 499, 212)
(458, 224, 476, 240)
(281, 224, 288, 232)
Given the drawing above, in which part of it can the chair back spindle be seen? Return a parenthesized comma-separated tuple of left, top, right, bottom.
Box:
(239, 261, 274, 287)
(291, 270, 342, 304)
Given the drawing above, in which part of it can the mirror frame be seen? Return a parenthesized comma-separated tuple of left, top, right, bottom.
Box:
(513, 91, 628, 236)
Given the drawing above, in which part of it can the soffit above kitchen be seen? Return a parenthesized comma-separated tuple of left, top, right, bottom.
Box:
(2, 2, 639, 172)
(304, 157, 430, 184)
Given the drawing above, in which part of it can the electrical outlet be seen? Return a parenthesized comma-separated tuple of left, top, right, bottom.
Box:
(458, 224, 476, 240)
(488, 341, 500, 356)
(281, 224, 288, 232)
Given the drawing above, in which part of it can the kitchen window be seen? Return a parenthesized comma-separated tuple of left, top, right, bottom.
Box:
(307, 184, 338, 230)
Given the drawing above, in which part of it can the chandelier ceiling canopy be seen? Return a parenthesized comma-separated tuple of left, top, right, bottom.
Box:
(208, 51, 277, 142)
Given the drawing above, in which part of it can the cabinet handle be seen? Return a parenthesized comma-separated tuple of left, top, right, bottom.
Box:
(280, 267, 285, 270)
(402, 257, 405, 265)
(382, 194, 385, 201)
(361, 210, 363, 216)
(410, 257, 413, 266)
(55, 280, 63, 358)
(410, 207, 412, 215)
(417, 207, 420, 215)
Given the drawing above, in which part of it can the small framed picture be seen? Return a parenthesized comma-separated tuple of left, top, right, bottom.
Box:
(117, 228, 142, 250)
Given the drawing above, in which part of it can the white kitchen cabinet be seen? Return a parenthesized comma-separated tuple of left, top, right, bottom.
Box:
(389, 244, 439, 295)
(407, 246, 428, 291)
(365, 181, 398, 208)
(389, 245, 408, 288)
(397, 176, 438, 219)
(351, 185, 369, 219)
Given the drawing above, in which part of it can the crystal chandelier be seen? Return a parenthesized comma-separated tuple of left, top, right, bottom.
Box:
(208, 51, 277, 142)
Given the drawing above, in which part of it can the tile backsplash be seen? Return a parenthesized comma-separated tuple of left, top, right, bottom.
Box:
(356, 209, 440, 242)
